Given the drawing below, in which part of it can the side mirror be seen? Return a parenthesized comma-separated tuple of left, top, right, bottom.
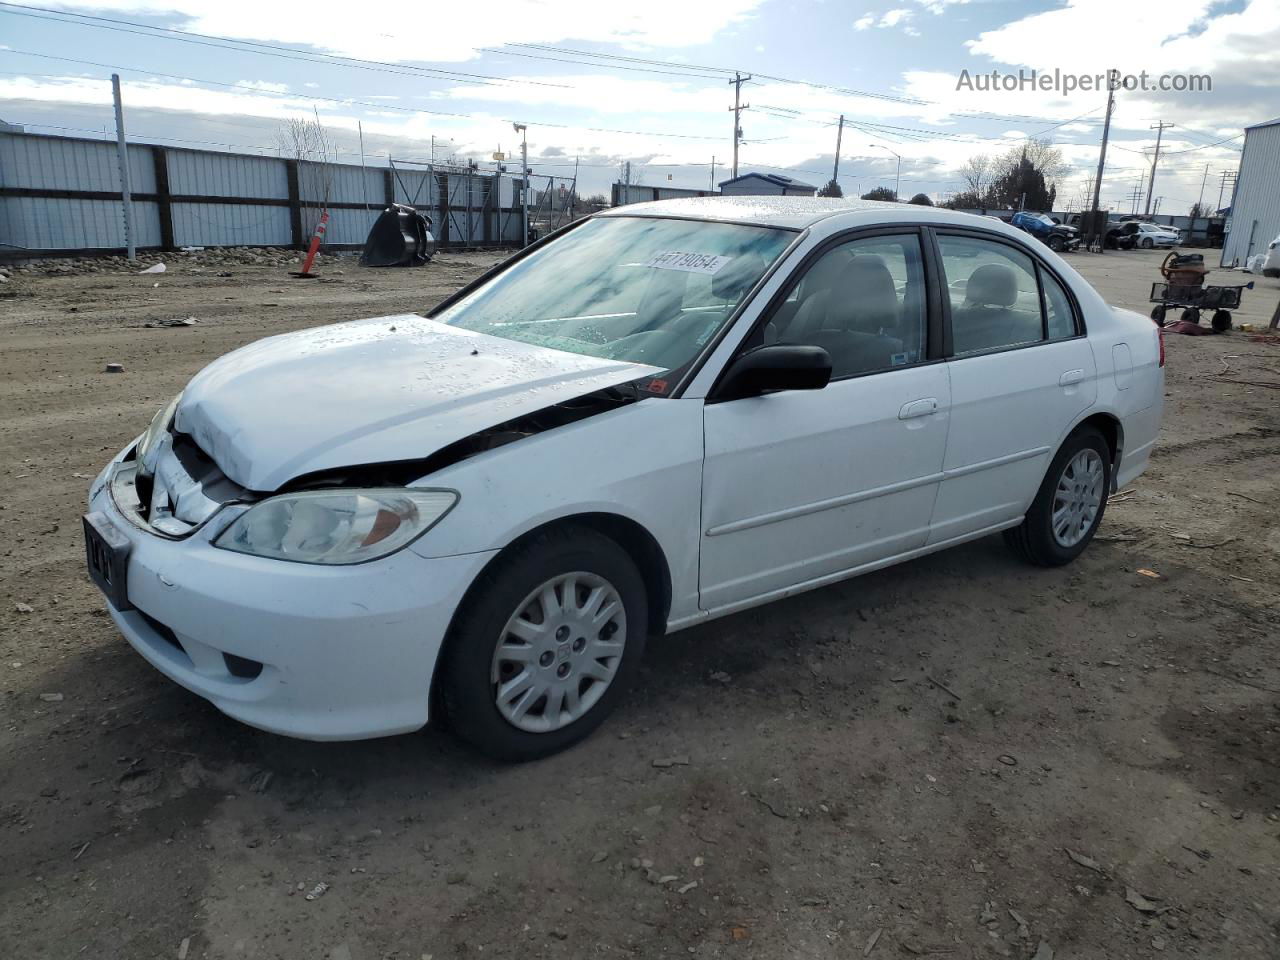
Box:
(715, 344, 832, 402)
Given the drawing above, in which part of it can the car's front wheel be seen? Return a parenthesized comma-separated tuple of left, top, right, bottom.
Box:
(1004, 426, 1111, 566)
(1141, 237, 1154, 249)
(438, 526, 647, 761)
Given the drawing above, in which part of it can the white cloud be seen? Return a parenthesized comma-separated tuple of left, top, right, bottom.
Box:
(878, 9, 914, 28)
(236, 80, 289, 93)
(854, 14, 875, 30)
(37, 0, 769, 62)
(913, 0, 969, 14)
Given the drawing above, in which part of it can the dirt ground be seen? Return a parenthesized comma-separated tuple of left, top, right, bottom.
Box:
(1, 245, 1278, 960)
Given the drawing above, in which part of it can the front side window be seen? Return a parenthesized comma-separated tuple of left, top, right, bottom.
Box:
(435, 216, 793, 374)
(764, 233, 927, 379)
(937, 234, 1045, 355)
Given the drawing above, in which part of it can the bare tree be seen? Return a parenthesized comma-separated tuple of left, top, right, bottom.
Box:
(1018, 138, 1068, 185)
(276, 115, 335, 241)
(959, 153, 992, 199)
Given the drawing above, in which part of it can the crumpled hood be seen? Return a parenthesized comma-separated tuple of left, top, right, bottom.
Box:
(175, 314, 659, 491)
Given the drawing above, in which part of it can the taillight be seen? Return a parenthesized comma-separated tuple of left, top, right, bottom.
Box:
(1158, 329, 1166, 367)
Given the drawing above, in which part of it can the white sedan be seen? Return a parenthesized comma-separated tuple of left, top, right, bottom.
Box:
(85, 198, 1164, 760)
(1134, 222, 1181, 248)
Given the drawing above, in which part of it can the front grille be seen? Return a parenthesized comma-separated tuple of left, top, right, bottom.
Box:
(136, 432, 248, 536)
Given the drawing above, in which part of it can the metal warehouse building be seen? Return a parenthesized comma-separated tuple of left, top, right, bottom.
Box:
(1222, 117, 1280, 268)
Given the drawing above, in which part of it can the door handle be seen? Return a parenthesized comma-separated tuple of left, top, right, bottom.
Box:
(898, 397, 939, 420)
(1059, 369, 1085, 386)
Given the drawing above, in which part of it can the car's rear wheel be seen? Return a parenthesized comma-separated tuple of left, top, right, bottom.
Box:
(1004, 426, 1111, 566)
(1141, 237, 1154, 249)
(438, 526, 647, 761)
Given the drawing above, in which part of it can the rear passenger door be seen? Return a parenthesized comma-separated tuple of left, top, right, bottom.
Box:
(927, 231, 1097, 545)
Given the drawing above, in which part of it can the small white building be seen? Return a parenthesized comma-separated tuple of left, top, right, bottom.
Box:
(718, 172, 817, 197)
(1221, 117, 1280, 267)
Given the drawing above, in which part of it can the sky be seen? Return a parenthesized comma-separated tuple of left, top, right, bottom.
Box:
(0, 0, 1276, 213)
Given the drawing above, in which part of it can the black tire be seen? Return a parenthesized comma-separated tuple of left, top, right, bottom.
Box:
(1211, 309, 1232, 332)
(438, 526, 648, 761)
(1150, 305, 1167, 323)
(1004, 426, 1112, 567)
(1141, 237, 1154, 249)
(1047, 236, 1065, 253)
(1182, 308, 1201, 325)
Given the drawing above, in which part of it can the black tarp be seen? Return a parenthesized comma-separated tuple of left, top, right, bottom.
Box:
(360, 204, 436, 267)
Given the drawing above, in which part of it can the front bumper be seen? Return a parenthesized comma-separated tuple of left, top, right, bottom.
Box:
(88, 455, 496, 740)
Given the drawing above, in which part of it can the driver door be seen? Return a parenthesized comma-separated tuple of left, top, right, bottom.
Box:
(698, 230, 952, 613)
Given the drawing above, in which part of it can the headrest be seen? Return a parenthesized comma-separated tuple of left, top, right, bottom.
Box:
(842, 255, 896, 301)
(965, 264, 1018, 308)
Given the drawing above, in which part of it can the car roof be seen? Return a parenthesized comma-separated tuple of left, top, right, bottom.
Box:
(596, 195, 1013, 232)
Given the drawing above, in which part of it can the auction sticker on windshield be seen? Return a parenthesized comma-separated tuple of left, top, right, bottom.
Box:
(646, 251, 733, 274)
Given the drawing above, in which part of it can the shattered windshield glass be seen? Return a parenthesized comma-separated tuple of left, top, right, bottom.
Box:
(434, 216, 793, 372)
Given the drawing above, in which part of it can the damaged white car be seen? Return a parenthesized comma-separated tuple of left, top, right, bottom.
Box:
(85, 198, 1164, 760)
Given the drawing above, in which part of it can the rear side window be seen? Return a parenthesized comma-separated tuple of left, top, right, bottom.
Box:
(937, 234, 1042, 355)
(1040, 268, 1078, 340)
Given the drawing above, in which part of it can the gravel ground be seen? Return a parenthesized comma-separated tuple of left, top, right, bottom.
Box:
(1, 245, 1278, 960)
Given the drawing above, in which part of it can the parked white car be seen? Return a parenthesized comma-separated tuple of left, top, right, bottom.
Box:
(85, 198, 1164, 759)
(1263, 233, 1280, 278)
(1134, 222, 1181, 248)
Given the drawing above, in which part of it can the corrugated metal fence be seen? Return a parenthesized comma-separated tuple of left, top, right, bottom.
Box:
(0, 131, 528, 257)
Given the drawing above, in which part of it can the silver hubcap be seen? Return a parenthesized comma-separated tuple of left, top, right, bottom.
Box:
(491, 572, 626, 733)
(1052, 449, 1105, 547)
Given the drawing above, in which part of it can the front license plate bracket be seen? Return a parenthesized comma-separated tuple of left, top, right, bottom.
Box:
(83, 511, 133, 611)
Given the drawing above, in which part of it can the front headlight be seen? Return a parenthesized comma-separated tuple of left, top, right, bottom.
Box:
(214, 488, 458, 565)
(136, 392, 183, 468)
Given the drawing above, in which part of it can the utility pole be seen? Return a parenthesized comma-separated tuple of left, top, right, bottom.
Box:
(1196, 163, 1209, 214)
(569, 154, 578, 221)
(832, 114, 844, 184)
(357, 120, 369, 212)
(709, 155, 716, 192)
(110, 73, 136, 261)
(1143, 121, 1173, 216)
(512, 123, 528, 246)
(728, 72, 750, 179)
(1216, 169, 1237, 212)
(1090, 69, 1121, 245)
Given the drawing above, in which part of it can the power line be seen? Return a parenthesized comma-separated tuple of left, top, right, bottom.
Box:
(0, 1, 567, 89)
(0, 49, 731, 143)
(494, 41, 1140, 133)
